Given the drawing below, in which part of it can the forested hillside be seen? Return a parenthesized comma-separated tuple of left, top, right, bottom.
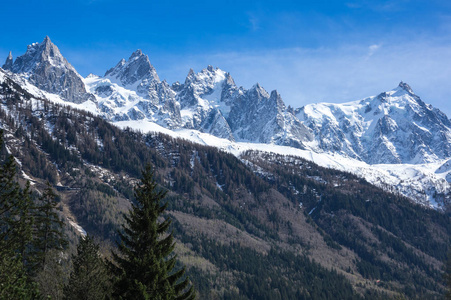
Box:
(1, 70, 450, 299)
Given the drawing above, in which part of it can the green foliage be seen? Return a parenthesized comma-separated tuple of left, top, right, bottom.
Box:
(69, 187, 126, 240)
(0, 254, 36, 300)
(31, 181, 68, 273)
(445, 250, 451, 300)
(112, 165, 195, 299)
(0, 130, 37, 299)
(179, 234, 361, 300)
(64, 235, 112, 300)
(29, 182, 70, 300)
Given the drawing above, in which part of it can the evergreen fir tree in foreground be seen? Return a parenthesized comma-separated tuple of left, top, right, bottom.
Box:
(31, 181, 68, 270)
(112, 165, 195, 300)
(64, 235, 112, 300)
(0, 130, 37, 299)
(31, 181, 68, 298)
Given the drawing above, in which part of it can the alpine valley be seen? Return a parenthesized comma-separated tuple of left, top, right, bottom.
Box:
(1, 37, 450, 299)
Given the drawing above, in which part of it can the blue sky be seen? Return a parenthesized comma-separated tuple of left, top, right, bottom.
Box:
(2, 0, 451, 113)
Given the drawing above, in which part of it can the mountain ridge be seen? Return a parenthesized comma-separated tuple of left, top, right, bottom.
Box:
(3, 37, 451, 210)
(297, 82, 451, 164)
(5, 37, 450, 165)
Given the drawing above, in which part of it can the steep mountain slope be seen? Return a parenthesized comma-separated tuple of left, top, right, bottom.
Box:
(296, 82, 451, 164)
(98, 49, 181, 128)
(241, 150, 450, 296)
(3, 36, 94, 104)
(0, 67, 450, 299)
(228, 84, 312, 147)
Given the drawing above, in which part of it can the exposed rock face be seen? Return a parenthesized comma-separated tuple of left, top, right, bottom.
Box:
(2, 51, 13, 70)
(105, 49, 160, 92)
(4, 36, 94, 104)
(228, 84, 312, 147)
(175, 66, 235, 140)
(86, 50, 182, 129)
(297, 82, 451, 164)
(90, 59, 314, 145)
(4, 37, 451, 211)
(171, 66, 313, 145)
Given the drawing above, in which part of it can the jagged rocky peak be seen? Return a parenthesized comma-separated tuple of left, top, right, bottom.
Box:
(9, 36, 72, 74)
(130, 49, 144, 59)
(220, 72, 241, 106)
(2, 51, 13, 70)
(184, 65, 227, 86)
(224, 72, 235, 85)
(183, 68, 196, 85)
(248, 83, 270, 100)
(86, 73, 99, 79)
(364, 81, 425, 114)
(171, 81, 183, 92)
(201, 65, 226, 81)
(398, 81, 414, 94)
(105, 49, 160, 88)
(6, 36, 94, 104)
(227, 80, 312, 147)
(269, 90, 286, 110)
(180, 65, 233, 104)
(394, 81, 431, 109)
(251, 82, 264, 91)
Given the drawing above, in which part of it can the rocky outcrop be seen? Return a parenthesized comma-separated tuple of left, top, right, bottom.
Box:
(3, 36, 94, 104)
(2, 51, 13, 70)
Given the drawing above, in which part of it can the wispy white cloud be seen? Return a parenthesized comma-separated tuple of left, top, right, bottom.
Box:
(367, 44, 381, 57)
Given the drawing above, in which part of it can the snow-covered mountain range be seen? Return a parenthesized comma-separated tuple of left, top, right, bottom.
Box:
(2, 37, 451, 209)
(297, 82, 451, 164)
(83, 49, 312, 147)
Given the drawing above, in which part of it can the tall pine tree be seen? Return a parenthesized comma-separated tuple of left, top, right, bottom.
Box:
(16, 181, 34, 264)
(31, 181, 68, 299)
(112, 165, 195, 300)
(31, 181, 68, 272)
(0, 130, 36, 299)
(64, 235, 112, 300)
